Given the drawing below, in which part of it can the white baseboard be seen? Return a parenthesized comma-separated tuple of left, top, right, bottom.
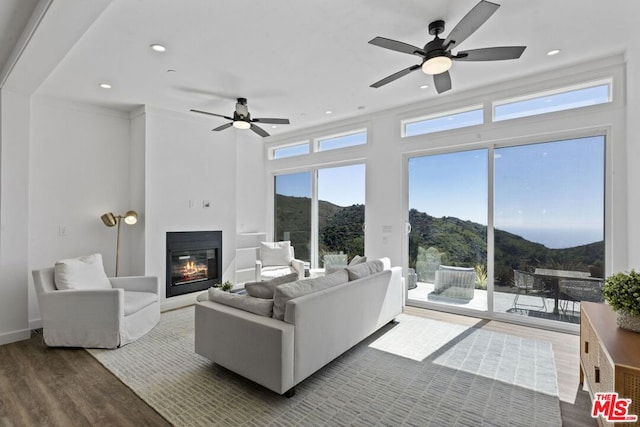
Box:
(161, 293, 201, 312)
(0, 329, 31, 346)
(29, 318, 43, 330)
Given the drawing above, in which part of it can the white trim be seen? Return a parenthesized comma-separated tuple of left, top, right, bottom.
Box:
(401, 104, 484, 138)
(0, 329, 31, 346)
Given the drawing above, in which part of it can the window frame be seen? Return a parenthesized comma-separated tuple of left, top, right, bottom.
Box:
(401, 105, 484, 138)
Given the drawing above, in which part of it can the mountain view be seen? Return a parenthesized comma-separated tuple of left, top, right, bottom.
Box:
(275, 195, 604, 285)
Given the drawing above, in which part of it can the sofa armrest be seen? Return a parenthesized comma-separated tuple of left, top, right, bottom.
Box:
(195, 301, 294, 394)
(40, 288, 123, 327)
(110, 276, 159, 294)
(291, 258, 305, 279)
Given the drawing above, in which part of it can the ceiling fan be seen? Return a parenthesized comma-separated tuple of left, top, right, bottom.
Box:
(190, 97, 290, 137)
(369, 0, 526, 94)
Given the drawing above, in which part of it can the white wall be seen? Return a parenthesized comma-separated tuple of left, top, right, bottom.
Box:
(0, 88, 31, 344)
(235, 131, 267, 233)
(27, 96, 133, 325)
(142, 107, 241, 310)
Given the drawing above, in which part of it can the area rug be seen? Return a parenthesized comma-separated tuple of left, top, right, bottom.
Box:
(87, 307, 561, 427)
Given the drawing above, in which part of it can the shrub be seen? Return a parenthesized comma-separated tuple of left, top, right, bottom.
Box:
(603, 270, 640, 315)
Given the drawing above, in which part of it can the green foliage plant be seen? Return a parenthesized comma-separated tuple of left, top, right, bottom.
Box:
(474, 264, 488, 290)
(219, 281, 233, 292)
(603, 270, 640, 316)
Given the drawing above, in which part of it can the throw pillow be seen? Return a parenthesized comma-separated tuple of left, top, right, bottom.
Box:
(209, 288, 274, 317)
(346, 259, 384, 281)
(273, 270, 349, 321)
(54, 253, 112, 290)
(244, 272, 299, 299)
(260, 241, 293, 266)
(348, 255, 367, 266)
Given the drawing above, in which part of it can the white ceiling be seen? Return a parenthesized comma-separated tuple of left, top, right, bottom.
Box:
(4, 0, 640, 137)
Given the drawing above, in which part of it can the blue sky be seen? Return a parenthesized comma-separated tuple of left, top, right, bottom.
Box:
(277, 136, 604, 249)
(409, 136, 605, 248)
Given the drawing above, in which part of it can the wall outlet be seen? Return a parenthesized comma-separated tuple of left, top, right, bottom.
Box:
(58, 225, 67, 236)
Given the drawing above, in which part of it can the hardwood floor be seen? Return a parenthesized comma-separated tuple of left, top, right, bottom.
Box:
(1, 308, 595, 426)
(0, 330, 170, 427)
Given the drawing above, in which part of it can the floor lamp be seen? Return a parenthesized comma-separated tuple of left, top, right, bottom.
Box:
(101, 210, 138, 276)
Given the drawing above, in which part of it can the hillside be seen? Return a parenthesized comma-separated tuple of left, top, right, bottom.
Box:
(275, 196, 604, 285)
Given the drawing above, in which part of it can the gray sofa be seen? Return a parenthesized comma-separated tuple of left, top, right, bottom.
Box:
(194, 258, 403, 395)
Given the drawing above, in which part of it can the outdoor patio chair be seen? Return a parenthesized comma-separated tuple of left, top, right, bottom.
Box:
(558, 278, 604, 315)
(512, 269, 549, 312)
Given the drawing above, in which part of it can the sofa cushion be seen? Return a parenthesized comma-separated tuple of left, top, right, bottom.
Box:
(260, 265, 296, 280)
(208, 288, 274, 317)
(54, 253, 112, 290)
(346, 259, 384, 281)
(260, 241, 293, 267)
(273, 270, 349, 321)
(245, 272, 299, 299)
(348, 255, 367, 266)
(123, 291, 158, 316)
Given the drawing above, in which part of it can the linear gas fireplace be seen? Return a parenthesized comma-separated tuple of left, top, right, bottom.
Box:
(166, 231, 222, 298)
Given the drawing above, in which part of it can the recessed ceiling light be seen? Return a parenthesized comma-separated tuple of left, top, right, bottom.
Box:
(325, 110, 333, 115)
(357, 106, 366, 110)
(99, 83, 112, 89)
(420, 84, 430, 89)
(150, 44, 167, 52)
(167, 69, 176, 73)
(271, 125, 278, 129)
(546, 49, 561, 56)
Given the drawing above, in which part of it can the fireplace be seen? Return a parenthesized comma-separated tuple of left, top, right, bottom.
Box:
(166, 231, 222, 298)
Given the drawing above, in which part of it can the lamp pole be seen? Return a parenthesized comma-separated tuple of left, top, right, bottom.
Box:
(115, 216, 122, 277)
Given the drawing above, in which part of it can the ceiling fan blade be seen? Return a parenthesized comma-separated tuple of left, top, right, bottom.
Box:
(190, 109, 233, 120)
(252, 118, 290, 125)
(212, 122, 233, 132)
(250, 123, 270, 137)
(368, 37, 425, 56)
(443, 0, 500, 50)
(370, 65, 421, 88)
(433, 71, 452, 94)
(455, 46, 526, 61)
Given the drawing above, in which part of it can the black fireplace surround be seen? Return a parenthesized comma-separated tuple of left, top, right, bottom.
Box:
(166, 231, 222, 298)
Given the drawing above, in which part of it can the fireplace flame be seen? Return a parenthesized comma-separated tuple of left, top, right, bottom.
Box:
(182, 259, 207, 280)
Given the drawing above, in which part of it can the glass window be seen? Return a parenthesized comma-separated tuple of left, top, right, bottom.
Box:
(274, 172, 312, 262)
(494, 82, 610, 122)
(273, 143, 309, 159)
(317, 130, 367, 152)
(317, 164, 365, 267)
(403, 108, 483, 137)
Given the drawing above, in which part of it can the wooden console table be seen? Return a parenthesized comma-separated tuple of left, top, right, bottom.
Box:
(580, 302, 640, 426)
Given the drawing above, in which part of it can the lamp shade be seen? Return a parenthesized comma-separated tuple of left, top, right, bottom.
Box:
(101, 212, 117, 227)
(124, 210, 138, 225)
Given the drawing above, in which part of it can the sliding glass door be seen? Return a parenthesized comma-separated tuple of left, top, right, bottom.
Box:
(407, 149, 488, 312)
(406, 135, 605, 326)
(494, 136, 605, 323)
(274, 163, 365, 268)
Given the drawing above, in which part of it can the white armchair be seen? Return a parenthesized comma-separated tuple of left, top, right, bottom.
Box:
(255, 241, 304, 281)
(32, 254, 160, 349)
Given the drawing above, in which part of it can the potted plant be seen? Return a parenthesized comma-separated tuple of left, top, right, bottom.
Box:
(602, 270, 640, 332)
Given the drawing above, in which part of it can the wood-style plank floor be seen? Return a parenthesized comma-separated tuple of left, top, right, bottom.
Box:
(0, 308, 596, 426)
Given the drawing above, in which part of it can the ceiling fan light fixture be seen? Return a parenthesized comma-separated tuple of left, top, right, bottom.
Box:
(233, 120, 251, 130)
(422, 56, 452, 75)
